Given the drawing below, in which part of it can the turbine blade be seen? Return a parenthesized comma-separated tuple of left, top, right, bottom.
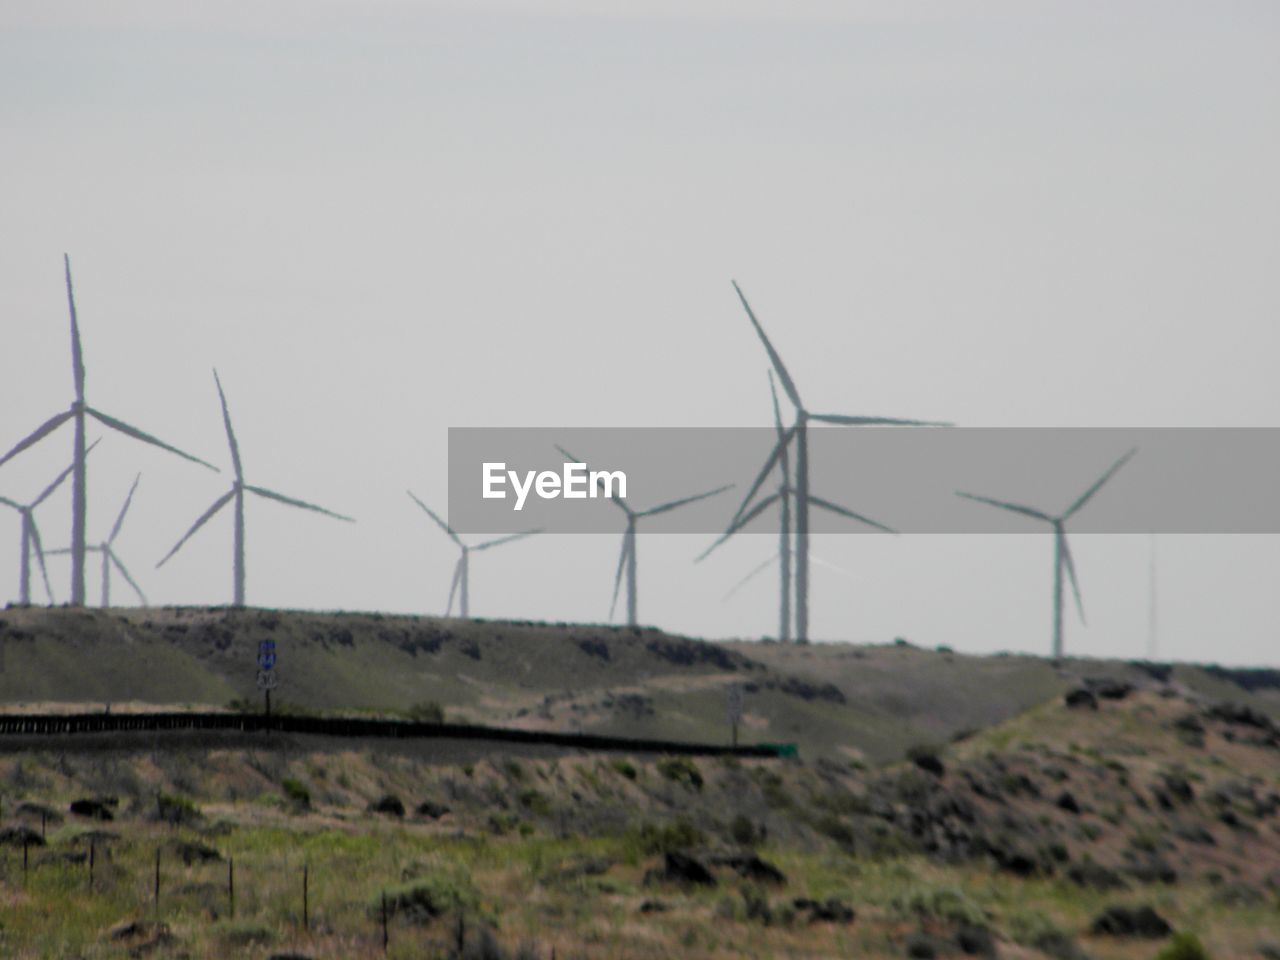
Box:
(28, 518, 55, 603)
(156, 489, 235, 567)
(108, 473, 141, 545)
(407, 490, 461, 545)
(809, 413, 951, 427)
(768, 371, 791, 476)
(1060, 532, 1086, 624)
(65, 254, 85, 403)
(732, 281, 802, 410)
(0, 410, 74, 469)
(608, 533, 629, 622)
(1064, 447, 1138, 519)
(108, 549, 147, 606)
(31, 438, 100, 508)
(696, 492, 782, 562)
(86, 407, 218, 471)
(45, 548, 73, 555)
(955, 491, 1052, 523)
(0, 496, 20, 510)
(471, 529, 540, 551)
(638, 483, 733, 518)
(212, 369, 244, 481)
(809, 494, 895, 533)
(554, 444, 627, 511)
(245, 484, 354, 521)
(723, 554, 777, 601)
(446, 558, 463, 616)
(727, 428, 793, 528)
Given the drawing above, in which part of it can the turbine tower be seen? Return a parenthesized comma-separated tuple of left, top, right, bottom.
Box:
(157, 370, 354, 607)
(49, 473, 147, 607)
(555, 445, 731, 628)
(0, 440, 100, 604)
(731, 281, 947, 642)
(956, 448, 1137, 660)
(0, 255, 216, 605)
(407, 492, 538, 618)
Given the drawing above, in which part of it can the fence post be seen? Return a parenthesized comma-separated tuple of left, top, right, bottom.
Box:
(89, 840, 95, 891)
(303, 863, 309, 931)
(154, 847, 161, 914)
(381, 890, 388, 951)
(228, 857, 235, 918)
(22, 837, 28, 886)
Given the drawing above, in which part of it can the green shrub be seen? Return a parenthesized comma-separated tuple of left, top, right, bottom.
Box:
(657, 756, 703, 791)
(377, 875, 479, 924)
(517, 789, 551, 816)
(1155, 933, 1211, 960)
(814, 814, 855, 847)
(610, 759, 638, 781)
(730, 814, 761, 847)
(893, 885, 988, 928)
(633, 818, 705, 855)
(1008, 911, 1083, 960)
(281, 778, 311, 810)
(155, 792, 200, 826)
(407, 701, 446, 724)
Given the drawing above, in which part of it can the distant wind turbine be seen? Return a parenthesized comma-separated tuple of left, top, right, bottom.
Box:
(554, 445, 731, 628)
(0, 255, 217, 605)
(157, 370, 354, 606)
(730, 281, 948, 642)
(956, 448, 1138, 660)
(408, 492, 539, 618)
(699, 373, 800, 638)
(49, 473, 147, 607)
(0, 440, 100, 604)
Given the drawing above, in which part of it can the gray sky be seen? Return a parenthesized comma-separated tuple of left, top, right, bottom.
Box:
(1, 1, 1277, 665)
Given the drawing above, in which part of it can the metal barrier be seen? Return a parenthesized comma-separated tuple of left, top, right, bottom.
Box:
(0, 711, 788, 758)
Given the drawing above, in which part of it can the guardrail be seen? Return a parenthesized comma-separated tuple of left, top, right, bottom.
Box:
(0, 711, 792, 758)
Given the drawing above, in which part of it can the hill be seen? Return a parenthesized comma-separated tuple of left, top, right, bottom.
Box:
(2, 606, 1277, 765)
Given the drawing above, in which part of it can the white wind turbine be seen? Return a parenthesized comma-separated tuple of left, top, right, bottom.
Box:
(49, 473, 147, 607)
(156, 370, 354, 606)
(554, 445, 732, 628)
(730, 281, 948, 642)
(0, 440, 101, 605)
(700, 370, 893, 641)
(407, 492, 539, 618)
(956, 448, 1138, 660)
(0, 255, 216, 605)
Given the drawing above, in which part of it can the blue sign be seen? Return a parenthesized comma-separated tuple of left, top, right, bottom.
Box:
(258, 640, 276, 671)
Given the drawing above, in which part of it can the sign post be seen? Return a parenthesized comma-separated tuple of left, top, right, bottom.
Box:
(726, 683, 744, 748)
(257, 640, 278, 717)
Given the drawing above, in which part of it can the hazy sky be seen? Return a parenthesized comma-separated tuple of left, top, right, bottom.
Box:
(2, 1, 1277, 665)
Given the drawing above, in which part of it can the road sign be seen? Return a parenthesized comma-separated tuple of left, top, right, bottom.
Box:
(257, 640, 276, 672)
(256, 669, 278, 691)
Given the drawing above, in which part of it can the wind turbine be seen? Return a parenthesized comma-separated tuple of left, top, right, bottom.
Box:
(157, 370, 354, 607)
(554, 445, 731, 628)
(956, 448, 1137, 660)
(698, 373, 800, 638)
(48, 473, 147, 607)
(700, 373, 891, 639)
(407, 492, 538, 618)
(730, 281, 948, 642)
(0, 440, 101, 605)
(0, 255, 216, 606)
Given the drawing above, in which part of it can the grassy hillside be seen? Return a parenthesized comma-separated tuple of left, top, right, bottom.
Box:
(1, 675, 1279, 957)
(1, 606, 1276, 765)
